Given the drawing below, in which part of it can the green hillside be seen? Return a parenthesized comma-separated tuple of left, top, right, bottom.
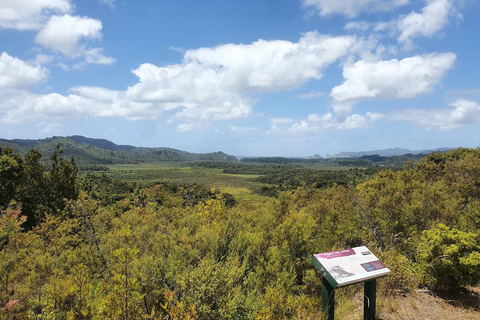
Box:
(0, 136, 238, 164)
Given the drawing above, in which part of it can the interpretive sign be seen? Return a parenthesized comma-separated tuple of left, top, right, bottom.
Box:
(312, 246, 390, 289)
(313, 246, 390, 319)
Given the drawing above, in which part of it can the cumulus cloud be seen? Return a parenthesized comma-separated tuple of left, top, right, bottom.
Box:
(35, 14, 115, 65)
(182, 32, 356, 93)
(120, 32, 359, 130)
(0, 0, 72, 30)
(36, 15, 101, 56)
(0, 32, 375, 130)
(82, 48, 117, 65)
(302, 0, 408, 18)
(442, 99, 480, 127)
(344, 1, 460, 48)
(269, 111, 383, 135)
(0, 52, 49, 92)
(331, 53, 456, 102)
(70, 86, 120, 101)
(269, 98, 480, 136)
(389, 99, 480, 129)
(0, 93, 99, 123)
(398, 0, 453, 47)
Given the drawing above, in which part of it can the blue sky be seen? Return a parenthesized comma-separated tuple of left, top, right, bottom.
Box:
(1, 0, 479, 157)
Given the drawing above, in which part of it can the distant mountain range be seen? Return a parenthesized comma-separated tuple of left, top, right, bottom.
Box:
(0, 135, 237, 164)
(0, 135, 454, 164)
(325, 147, 452, 159)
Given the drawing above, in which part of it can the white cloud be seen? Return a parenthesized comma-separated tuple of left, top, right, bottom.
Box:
(34, 14, 115, 66)
(398, 0, 453, 47)
(169, 46, 185, 53)
(339, 113, 384, 129)
(0, 33, 374, 130)
(344, 21, 373, 32)
(270, 117, 296, 128)
(0, 0, 72, 30)
(182, 32, 356, 93)
(331, 103, 354, 121)
(82, 48, 116, 65)
(444, 99, 480, 126)
(121, 32, 358, 130)
(0, 92, 112, 123)
(269, 111, 383, 135)
(344, 1, 462, 48)
(70, 86, 120, 101)
(35, 15, 102, 56)
(299, 90, 326, 99)
(266, 98, 480, 136)
(28, 54, 55, 66)
(344, 20, 397, 34)
(302, 0, 409, 18)
(389, 99, 480, 129)
(0, 52, 49, 92)
(331, 53, 456, 102)
(229, 125, 256, 133)
(69, 87, 157, 120)
(0, 2, 114, 67)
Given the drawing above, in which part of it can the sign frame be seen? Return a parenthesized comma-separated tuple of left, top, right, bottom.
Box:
(312, 246, 390, 320)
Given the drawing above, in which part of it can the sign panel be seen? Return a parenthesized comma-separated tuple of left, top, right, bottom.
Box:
(312, 246, 390, 288)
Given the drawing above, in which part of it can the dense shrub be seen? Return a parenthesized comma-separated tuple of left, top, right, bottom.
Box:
(420, 224, 480, 289)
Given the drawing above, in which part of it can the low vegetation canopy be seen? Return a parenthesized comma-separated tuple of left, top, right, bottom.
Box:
(1, 144, 480, 319)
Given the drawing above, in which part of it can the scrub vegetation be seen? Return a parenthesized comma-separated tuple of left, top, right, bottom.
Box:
(1, 144, 480, 319)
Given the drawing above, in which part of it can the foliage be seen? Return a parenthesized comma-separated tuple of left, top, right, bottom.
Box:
(420, 224, 480, 289)
(0, 147, 23, 208)
(0, 147, 480, 318)
(0, 136, 237, 165)
(1, 145, 79, 228)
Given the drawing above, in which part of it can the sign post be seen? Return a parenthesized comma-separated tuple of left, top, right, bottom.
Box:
(322, 277, 335, 320)
(364, 279, 376, 320)
(312, 246, 390, 320)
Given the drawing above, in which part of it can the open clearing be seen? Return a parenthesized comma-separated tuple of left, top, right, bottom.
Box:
(103, 162, 269, 200)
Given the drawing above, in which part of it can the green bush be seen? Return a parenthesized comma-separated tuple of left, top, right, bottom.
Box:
(420, 224, 480, 290)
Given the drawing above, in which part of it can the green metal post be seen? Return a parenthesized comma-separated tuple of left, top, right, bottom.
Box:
(322, 277, 335, 320)
(364, 279, 376, 320)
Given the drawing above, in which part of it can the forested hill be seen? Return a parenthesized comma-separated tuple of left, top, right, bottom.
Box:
(0, 136, 237, 164)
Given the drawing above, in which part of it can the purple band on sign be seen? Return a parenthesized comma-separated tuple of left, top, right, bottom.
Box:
(361, 260, 386, 272)
(314, 248, 355, 259)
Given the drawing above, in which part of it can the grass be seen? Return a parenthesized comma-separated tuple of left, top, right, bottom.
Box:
(377, 289, 480, 320)
(79, 161, 377, 201)
(94, 162, 272, 201)
(330, 289, 480, 320)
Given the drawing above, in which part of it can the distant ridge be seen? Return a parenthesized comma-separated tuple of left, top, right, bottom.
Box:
(326, 147, 452, 159)
(68, 135, 136, 151)
(0, 136, 238, 164)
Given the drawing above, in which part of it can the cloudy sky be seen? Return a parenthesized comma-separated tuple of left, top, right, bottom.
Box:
(1, 0, 479, 156)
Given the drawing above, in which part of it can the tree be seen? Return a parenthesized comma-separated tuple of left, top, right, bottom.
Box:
(17, 149, 47, 228)
(47, 145, 79, 215)
(0, 147, 23, 209)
